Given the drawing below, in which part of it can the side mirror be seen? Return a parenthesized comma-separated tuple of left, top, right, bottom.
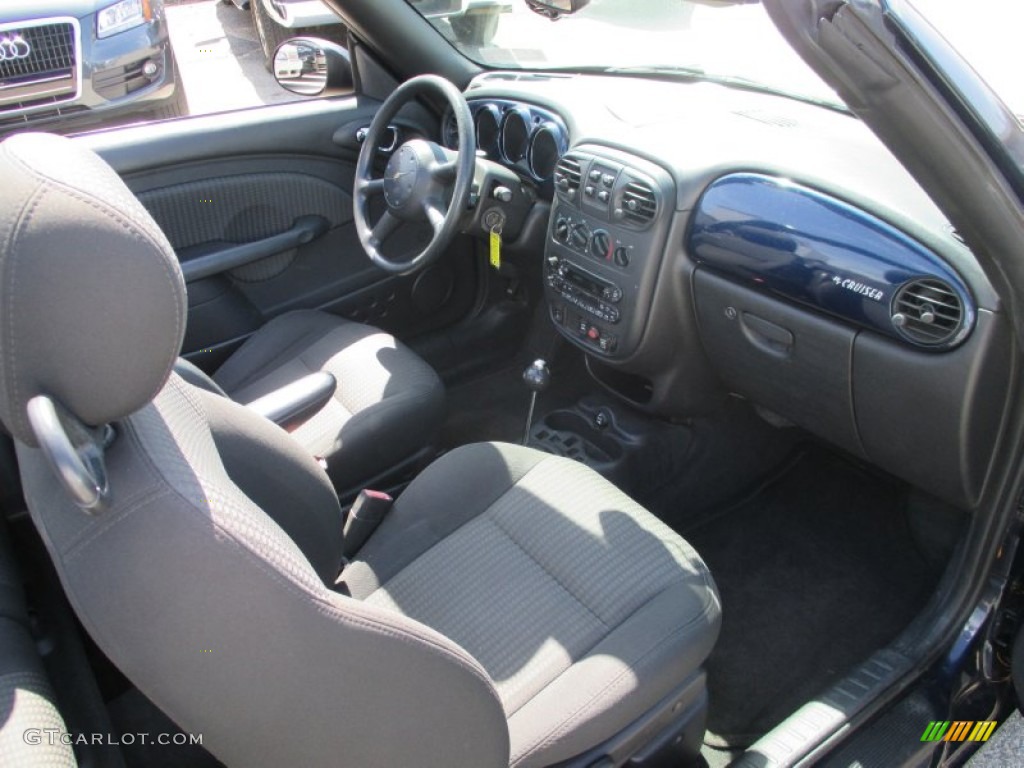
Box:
(273, 38, 353, 98)
(525, 0, 590, 19)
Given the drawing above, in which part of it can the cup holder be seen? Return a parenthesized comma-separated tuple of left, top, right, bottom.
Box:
(532, 410, 624, 466)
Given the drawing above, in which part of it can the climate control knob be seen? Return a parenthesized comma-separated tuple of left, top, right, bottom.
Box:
(570, 223, 590, 249)
(554, 217, 570, 243)
(590, 230, 611, 260)
(613, 246, 631, 268)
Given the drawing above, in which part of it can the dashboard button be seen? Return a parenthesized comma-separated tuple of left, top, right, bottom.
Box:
(597, 190, 610, 203)
(584, 185, 595, 197)
(602, 174, 615, 187)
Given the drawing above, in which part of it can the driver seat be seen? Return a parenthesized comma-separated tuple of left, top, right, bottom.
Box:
(201, 308, 444, 493)
(1, 133, 721, 767)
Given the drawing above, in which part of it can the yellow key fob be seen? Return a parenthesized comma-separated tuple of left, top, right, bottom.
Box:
(489, 227, 502, 270)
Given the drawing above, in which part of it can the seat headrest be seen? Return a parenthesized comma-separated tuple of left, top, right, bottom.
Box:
(0, 133, 186, 446)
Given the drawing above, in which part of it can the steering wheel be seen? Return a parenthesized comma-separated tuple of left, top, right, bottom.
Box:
(354, 75, 475, 275)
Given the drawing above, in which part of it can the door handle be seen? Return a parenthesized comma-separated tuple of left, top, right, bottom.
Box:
(180, 215, 329, 283)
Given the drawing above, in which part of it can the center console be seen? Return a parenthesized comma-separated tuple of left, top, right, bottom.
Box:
(544, 145, 674, 359)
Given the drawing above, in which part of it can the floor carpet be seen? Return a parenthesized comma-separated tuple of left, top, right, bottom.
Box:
(680, 449, 943, 748)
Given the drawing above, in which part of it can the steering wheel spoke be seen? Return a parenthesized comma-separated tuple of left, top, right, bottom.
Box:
(430, 160, 459, 184)
(359, 177, 386, 196)
(369, 211, 401, 248)
(422, 199, 447, 236)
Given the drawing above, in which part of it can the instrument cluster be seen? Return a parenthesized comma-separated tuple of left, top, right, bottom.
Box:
(443, 98, 569, 188)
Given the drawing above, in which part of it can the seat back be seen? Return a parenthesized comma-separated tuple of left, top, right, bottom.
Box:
(0, 520, 76, 767)
(0, 133, 509, 768)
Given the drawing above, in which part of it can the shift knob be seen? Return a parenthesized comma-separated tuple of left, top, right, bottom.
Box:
(523, 359, 551, 393)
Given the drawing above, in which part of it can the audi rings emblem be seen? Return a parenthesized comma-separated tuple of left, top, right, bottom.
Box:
(0, 35, 31, 62)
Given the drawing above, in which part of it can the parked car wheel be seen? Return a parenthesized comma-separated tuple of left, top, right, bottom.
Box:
(449, 9, 500, 46)
(148, 52, 190, 121)
(252, 0, 288, 71)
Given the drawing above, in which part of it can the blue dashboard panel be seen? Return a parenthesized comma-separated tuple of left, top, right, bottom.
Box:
(689, 173, 975, 348)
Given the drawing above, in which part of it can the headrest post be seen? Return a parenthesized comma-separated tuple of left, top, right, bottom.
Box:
(26, 395, 110, 514)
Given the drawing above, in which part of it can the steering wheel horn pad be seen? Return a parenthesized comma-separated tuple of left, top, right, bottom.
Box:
(382, 139, 454, 217)
(382, 144, 420, 210)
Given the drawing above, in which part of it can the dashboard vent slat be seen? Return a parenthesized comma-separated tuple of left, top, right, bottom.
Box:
(621, 181, 657, 226)
(891, 278, 967, 348)
(895, 296, 961, 315)
(554, 155, 582, 199)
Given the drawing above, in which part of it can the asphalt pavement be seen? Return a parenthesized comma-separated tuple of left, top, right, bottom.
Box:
(166, 0, 304, 116)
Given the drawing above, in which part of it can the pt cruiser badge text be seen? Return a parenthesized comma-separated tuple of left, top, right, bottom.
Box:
(831, 274, 885, 302)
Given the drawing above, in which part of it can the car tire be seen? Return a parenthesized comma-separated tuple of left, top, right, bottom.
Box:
(149, 51, 189, 120)
(450, 9, 500, 46)
(252, 0, 288, 72)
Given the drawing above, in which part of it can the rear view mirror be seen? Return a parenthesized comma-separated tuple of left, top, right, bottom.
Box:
(273, 38, 353, 98)
(525, 0, 591, 20)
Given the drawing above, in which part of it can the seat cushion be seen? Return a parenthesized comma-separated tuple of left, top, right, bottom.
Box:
(342, 442, 721, 768)
(213, 310, 444, 491)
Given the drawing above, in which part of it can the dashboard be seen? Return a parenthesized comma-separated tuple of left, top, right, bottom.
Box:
(447, 72, 1014, 510)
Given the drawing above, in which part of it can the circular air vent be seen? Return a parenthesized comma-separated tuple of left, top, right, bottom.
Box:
(891, 278, 966, 347)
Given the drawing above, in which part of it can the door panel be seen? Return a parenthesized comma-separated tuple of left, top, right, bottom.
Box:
(75, 97, 481, 371)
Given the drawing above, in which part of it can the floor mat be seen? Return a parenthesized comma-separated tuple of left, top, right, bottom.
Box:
(439, 349, 590, 449)
(680, 449, 942, 748)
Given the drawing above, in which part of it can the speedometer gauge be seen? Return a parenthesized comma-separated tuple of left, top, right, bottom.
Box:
(500, 108, 531, 164)
(528, 123, 561, 181)
(475, 104, 501, 158)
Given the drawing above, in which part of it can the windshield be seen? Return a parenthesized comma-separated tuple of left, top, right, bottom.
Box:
(413, 0, 1021, 116)
(417, 1, 845, 109)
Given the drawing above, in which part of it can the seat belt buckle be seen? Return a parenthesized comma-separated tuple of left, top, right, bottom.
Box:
(341, 489, 393, 559)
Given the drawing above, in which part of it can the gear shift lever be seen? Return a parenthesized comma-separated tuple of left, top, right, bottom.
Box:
(522, 359, 551, 445)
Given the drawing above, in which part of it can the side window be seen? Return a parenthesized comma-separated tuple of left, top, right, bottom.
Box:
(0, 0, 349, 140)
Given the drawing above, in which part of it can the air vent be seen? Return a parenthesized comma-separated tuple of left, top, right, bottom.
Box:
(891, 278, 966, 347)
(621, 181, 657, 226)
(554, 155, 582, 199)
